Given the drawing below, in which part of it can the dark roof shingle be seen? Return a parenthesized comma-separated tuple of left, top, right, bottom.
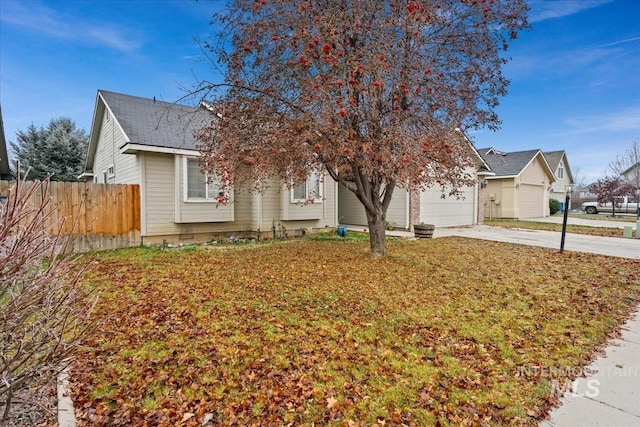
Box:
(477, 147, 542, 177)
(99, 90, 211, 150)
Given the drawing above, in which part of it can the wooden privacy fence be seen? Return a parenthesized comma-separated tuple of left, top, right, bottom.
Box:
(1, 180, 140, 253)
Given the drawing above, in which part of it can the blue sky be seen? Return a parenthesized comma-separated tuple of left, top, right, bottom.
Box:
(1, 0, 639, 184)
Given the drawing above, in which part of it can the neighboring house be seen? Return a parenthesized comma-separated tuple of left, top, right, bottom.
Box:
(80, 90, 339, 245)
(0, 105, 12, 180)
(621, 162, 640, 190)
(543, 150, 574, 211)
(339, 137, 494, 229)
(478, 148, 556, 219)
(574, 183, 597, 199)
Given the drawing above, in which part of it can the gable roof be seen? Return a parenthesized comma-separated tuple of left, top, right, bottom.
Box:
(0, 104, 12, 180)
(477, 147, 555, 180)
(84, 90, 213, 174)
(543, 150, 574, 184)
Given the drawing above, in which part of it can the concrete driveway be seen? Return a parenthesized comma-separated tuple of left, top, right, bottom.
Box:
(432, 225, 640, 260)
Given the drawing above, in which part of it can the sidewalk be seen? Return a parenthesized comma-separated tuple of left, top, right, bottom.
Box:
(539, 312, 640, 426)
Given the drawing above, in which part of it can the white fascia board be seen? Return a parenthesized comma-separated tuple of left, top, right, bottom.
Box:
(486, 174, 517, 179)
(120, 143, 200, 156)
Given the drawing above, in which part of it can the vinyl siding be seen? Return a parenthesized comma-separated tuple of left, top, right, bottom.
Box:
(520, 156, 547, 185)
(174, 156, 235, 223)
(256, 178, 282, 230)
(93, 109, 139, 184)
(279, 176, 338, 229)
(338, 185, 367, 225)
(485, 178, 517, 219)
(550, 158, 571, 201)
(142, 153, 253, 237)
(338, 185, 407, 228)
(142, 153, 176, 235)
(251, 177, 338, 231)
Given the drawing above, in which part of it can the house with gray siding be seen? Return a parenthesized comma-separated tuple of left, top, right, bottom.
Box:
(80, 90, 339, 245)
(339, 136, 493, 230)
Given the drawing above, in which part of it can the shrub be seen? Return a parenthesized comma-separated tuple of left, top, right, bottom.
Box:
(0, 176, 94, 422)
(549, 198, 562, 215)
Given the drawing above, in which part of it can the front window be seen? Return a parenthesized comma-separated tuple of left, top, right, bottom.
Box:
(291, 173, 322, 203)
(557, 165, 564, 179)
(186, 158, 226, 201)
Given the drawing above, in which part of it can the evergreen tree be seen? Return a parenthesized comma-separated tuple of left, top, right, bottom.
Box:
(10, 117, 88, 181)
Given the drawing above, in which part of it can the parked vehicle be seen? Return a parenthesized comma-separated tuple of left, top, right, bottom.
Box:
(581, 196, 639, 214)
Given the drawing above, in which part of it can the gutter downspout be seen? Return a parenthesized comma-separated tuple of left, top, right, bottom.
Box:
(473, 180, 478, 225)
(406, 188, 410, 229)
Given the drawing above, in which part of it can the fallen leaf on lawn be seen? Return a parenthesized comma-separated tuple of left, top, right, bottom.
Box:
(202, 413, 214, 425)
(326, 396, 338, 409)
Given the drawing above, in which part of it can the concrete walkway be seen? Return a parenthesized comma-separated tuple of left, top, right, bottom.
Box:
(378, 222, 640, 426)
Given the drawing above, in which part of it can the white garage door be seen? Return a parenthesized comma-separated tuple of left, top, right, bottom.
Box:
(420, 185, 475, 227)
(519, 184, 545, 218)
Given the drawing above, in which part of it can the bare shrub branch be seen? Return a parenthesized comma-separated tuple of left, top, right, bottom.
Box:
(0, 175, 95, 422)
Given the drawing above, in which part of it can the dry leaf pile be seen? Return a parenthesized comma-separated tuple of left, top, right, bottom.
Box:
(71, 238, 640, 426)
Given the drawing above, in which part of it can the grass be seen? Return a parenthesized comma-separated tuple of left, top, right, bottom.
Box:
(70, 238, 640, 426)
(484, 219, 629, 238)
(569, 212, 638, 223)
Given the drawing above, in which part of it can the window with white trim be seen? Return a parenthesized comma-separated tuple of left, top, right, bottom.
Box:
(557, 165, 564, 179)
(291, 173, 323, 203)
(185, 158, 226, 201)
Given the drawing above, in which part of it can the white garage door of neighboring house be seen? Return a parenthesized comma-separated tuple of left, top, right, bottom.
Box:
(519, 184, 545, 218)
(420, 185, 475, 227)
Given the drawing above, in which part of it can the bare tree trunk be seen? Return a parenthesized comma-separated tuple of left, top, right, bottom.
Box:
(365, 207, 387, 258)
(338, 167, 396, 258)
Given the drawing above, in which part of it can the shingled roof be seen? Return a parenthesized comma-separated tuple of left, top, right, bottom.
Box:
(477, 147, 547, 177)
(543, 150, 573, 183)
(98, 90, 211, 151)
(83, 90, 214, 175)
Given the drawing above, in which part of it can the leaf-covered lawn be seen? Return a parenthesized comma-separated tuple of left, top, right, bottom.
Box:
(71, 238, 640, 426)
(484, 220, 628, 238)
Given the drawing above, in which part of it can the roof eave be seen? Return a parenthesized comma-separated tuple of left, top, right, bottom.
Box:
(120, 142, 200, 156)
